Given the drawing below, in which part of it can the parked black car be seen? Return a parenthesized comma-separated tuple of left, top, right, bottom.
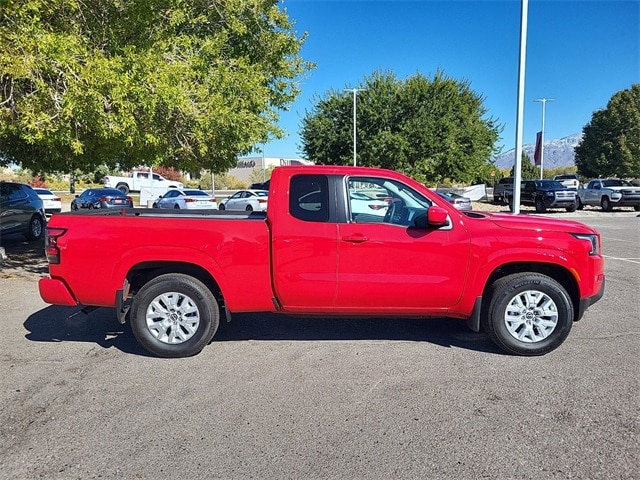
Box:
(0, 181, 47, 240)
(71, 188, 134, 210)
(506, 179, 577, 213)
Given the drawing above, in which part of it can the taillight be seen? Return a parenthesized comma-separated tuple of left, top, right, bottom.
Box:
(185, 198, 197, 203)
(53, 197, 61, 202)
(98, 196, 107, 203)
(126, 196, 132, 203)
(45, 227, 67, 264)
(258, 199, 267, 203)
(368, 204, 386, 210)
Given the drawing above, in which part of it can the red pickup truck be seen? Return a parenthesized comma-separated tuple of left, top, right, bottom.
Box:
(39, 165, 605, 358)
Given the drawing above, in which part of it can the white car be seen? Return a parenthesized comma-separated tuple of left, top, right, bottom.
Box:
(349, 191, 389, 216)
(33, 188, 62, 214)
(153, 189, 217, 210)
(219, 190, 268, 212)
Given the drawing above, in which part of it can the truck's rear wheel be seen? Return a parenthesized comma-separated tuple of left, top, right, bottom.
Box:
(577, 197, 584, 210)
(130, 273, 219, 358)
(116, 183, 130, 194)
(481, 273, 573, 356)
(601, 197, 613, 212)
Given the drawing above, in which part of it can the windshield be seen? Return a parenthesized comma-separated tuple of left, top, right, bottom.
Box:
(602, 179, 631, 187)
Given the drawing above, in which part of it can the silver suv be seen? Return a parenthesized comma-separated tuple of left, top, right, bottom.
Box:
(0, 182, 47, 240)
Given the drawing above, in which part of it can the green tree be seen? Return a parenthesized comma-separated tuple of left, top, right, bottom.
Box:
(575, 84, 640, 178)
(0, 0, 312, 174)
(300, 70, 501, 185)
(509, 152, 538, 179)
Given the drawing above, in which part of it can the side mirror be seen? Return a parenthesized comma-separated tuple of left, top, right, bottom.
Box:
(414, 206, 449, 228)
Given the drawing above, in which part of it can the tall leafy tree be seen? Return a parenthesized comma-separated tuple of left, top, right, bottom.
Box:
(300, 70, 501, 184)
(509, 152, 538, 179)
(575, 84, 640, 179)
(0, 0, 312, 173)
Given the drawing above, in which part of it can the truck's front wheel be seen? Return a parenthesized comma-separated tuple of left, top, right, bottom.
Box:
(601, 196, 613, 212)
(482, 273, 573, 356)
(130, 274, 219, 358)
(534, 196, 546, 213)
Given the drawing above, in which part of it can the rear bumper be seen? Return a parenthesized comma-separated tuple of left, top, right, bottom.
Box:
(577, 276, 605, 321)
(39, 277, 78, 306)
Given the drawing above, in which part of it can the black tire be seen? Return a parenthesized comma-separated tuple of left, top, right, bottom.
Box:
(174, 204, 180, 209)
(116, 183, 130, 194)
(218, 204, 225, 210)
(152, 203, 158, 208)
(601, 196, 613, 212)
(72, 203, 78, 211)
(130, 273, 220, 358)
(26, 215, 44, 241)
(245, 205, 253, 212)
(481, 273, 574, 356)
(534, 196, 546, 213)
(577, 197, 584, 210)
(566, 202, 577, 212)
(88, 204, 94, 210)
(634, 204, 640, 212)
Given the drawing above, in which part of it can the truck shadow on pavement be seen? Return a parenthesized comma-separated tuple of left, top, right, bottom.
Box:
(23, 305, 152, 357)
(23, 306, 502, 356)
(215, 313, 503, 354)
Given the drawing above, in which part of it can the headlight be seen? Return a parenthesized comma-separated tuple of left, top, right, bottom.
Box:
(546, 191, 554, 196)
(572, 234, 600, 256)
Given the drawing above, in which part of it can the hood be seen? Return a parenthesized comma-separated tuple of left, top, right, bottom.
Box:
(483, 212, 596, 234)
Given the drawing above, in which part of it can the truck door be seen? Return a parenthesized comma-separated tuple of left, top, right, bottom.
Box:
(586, 181, 599, 204)
(335, 176, 470, 311)
(270, 174, 340, 310)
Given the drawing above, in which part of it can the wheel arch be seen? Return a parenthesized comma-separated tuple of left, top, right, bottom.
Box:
(126, 261, 223, 303)
(482, 262, 580, 320)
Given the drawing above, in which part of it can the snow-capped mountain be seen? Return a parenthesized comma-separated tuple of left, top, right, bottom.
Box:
(492, 133, 583, 170)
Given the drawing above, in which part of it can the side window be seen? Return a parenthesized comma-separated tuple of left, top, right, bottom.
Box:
(347, 178, 391, 223)
(289, 175, 329, 222)
(348, 176, 431, 226)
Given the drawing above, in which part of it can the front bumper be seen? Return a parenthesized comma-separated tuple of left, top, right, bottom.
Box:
(577, 276, 605, 321)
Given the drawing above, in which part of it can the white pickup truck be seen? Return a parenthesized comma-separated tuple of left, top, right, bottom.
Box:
(577, 178, 640, 211)
(103, 171, 183, 194)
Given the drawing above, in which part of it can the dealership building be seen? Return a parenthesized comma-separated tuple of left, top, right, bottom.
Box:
(228, 157, 314, 182)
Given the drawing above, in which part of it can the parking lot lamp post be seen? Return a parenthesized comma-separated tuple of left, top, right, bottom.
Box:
(345, 88, 366, 166)
(534, 97, 555, 179)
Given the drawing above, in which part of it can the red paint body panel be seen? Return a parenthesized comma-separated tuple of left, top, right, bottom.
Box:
(39, 165, 604, 324)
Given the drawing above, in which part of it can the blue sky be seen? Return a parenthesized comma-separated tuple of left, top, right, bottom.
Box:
(261, 0, 639, 159)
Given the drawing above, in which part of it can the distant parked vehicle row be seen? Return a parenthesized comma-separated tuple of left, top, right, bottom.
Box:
(71, 188, 134, 210)
(219, 190, 268, 212)
(153, 189, 217, 210)
(0, 181, 46, 240)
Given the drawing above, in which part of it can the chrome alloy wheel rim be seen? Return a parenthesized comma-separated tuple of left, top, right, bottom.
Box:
(145, 292, 200, 344)
(504, 289, 558, 343)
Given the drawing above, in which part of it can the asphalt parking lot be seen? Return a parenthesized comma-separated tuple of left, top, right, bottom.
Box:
(0, 210, 638, 479)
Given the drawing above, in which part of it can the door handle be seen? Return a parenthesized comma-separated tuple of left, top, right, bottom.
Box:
(342, 234, 369, 243)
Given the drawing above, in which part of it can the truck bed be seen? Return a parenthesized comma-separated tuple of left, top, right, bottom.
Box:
(45, 208, 273, 311)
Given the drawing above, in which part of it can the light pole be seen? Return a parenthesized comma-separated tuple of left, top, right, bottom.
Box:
(345, 88, 365, 166)
(533, 97, 555, 179)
